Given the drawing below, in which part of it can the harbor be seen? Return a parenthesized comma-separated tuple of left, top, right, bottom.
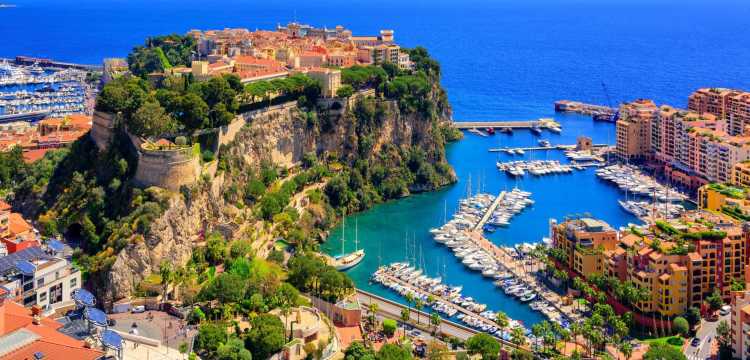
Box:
(323, 113, 637, 329)
(0, 59, 95, 122)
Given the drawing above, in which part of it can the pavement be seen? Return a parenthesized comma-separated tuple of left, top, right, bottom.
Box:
(109, 311, 193, 350)
(683, 313, 729, 360)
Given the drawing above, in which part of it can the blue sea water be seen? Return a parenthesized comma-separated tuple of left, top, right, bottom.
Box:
(4, 0, 750, 326)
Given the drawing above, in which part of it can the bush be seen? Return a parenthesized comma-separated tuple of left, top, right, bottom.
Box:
(382, 319, 397, 337)
(202, 150, 215, 162)
(673, 316, 689, 336)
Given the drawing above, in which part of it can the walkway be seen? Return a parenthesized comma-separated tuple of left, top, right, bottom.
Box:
(474, 192, 505, 232)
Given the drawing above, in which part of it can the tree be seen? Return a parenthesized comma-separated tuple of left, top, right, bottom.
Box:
(345, 342, 375, 360)
(510, 349, 533, 360)
(179, 92, 209, 130)
(217, 337, 252, 360)
(337, 84, 355, 98)
(245, 314, 286, 360)
(707, 290, 724, 311)
(495, 311, 509, 328)
(414, 298, 424, 325)
(195, 323, 227, 355)
(643, 343, 686, 360)
(430, 312, 442, 334)
(685, 307, 701, 329)
(510, 326, 526, 346)
(672, 316, 689, 337)
(129, 100, 175, 137)
(377, 343, 412, 360)
(619, 342, 633, 360)
(465, 333, 500, 360)
(717, 320, 732, 360)
(382, 319, 397, 337)
(201, 272, 245, 303)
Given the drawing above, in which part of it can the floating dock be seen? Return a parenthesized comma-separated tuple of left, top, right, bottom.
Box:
(488, 144, 608, 152)
(452, 118, 559, 130)
(554, 100, 616, 117)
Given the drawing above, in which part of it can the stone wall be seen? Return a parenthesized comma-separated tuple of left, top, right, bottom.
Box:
(91, 111, 116, 151)
(133, 146, 201, 192)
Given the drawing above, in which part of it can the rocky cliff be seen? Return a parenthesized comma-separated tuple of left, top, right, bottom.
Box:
(103, 86, 455, 303)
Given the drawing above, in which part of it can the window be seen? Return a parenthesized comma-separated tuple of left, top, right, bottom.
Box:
(39, 291, 47, 302)
(36, 277, 44, 287)
(70, 277, 77, 289)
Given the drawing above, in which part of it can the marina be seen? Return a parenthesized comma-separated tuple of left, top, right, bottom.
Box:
(596, 164, 688, 203)
(496, 160, 576, 177)
(0, 60, 94, 121)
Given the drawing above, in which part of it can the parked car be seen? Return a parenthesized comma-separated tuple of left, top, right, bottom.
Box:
(691, 337, 701, 347)
(719, 305, 731, 316)
(131, 305, 146, 313)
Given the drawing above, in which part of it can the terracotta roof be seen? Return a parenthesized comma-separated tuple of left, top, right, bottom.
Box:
(39, 115, 92, 128)
(0, 201, 10, 212)
(0, 300, 104, 360)
(22, 149, 50, 163)
(688, 252, 702, 262)
(620, 234, 640, 247)
(7, 213, 31, 236)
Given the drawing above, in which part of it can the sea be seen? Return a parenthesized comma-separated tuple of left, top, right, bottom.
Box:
(3, 0, 750, 327)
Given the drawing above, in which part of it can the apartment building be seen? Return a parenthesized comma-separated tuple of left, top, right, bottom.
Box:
(552, 212, 748, 317)
(0, 201, 38, 254)
(689, 88, 750, 136)
(0, 244, 81, 314)
(615, 99, 657, 161)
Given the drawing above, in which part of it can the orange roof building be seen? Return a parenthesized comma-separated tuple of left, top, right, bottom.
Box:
(0, 299, 104, 360)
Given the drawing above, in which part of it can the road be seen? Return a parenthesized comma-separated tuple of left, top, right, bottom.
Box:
(684, 314, 729, 360)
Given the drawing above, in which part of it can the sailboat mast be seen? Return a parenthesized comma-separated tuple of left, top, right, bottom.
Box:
(341, 215, 346, 255)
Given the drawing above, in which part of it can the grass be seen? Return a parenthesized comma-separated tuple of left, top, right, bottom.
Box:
(644, 335, 684, 351)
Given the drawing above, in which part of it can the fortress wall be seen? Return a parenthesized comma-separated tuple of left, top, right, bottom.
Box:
(134, 147, 200, 192)
(91, 111, 116, 151)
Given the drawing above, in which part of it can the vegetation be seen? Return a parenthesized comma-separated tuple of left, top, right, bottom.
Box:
(465, 333, 501, 360)
(127, 34, 196, 77)
(643, 343, 687, 360)
(672, 317, 689, 337)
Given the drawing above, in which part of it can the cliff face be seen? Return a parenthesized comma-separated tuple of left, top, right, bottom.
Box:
(104, 89, 455, 303)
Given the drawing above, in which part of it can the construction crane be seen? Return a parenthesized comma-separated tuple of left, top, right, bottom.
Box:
(593, 82, 620, 122)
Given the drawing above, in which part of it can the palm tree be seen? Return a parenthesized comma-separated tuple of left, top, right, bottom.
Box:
(159, 261, 174, 301)
(619, 341, 633, 360)
(430, 312, 441, 335)
(495, 311, 509, 329)
(510, 326, 526, 347)
(415, 298, 424, 325)
(368, 302, 379, 329)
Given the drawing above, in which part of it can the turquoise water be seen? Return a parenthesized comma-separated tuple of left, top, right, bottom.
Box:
(321, 112, 640, 326)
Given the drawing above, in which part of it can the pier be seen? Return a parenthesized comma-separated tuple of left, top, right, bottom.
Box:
(474, 191, 505, 231)
(554, 100, 616, 117)
(488, 144, 609, 152)
(452, 118, 559, 129)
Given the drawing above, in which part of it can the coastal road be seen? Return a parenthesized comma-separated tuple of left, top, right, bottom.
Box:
(683, 314, 729, 360)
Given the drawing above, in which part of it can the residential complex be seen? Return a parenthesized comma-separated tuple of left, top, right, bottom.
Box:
(551, 212, 748, 318)
(0, 200, 38, 255)
(615, 89, 750, 189)
(688, 88, 750, 136)
(183, 22, 412, 89)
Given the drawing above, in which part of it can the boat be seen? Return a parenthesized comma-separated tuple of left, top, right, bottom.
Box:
(499, 127, 513, 134)
(531, 125, 542, 135)
(329, 217, 366, 271)
(486, 127, 495, 135)
(538, 139, 551, 147)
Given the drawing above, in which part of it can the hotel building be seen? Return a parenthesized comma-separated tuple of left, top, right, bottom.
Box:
(689, 88, 750, 136)
(615, 99, 657, 162)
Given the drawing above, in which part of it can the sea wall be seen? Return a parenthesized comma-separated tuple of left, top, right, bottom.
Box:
(133, 146, 201, 192)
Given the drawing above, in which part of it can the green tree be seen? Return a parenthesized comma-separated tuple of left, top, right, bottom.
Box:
(465, 333, 500, 360)
(201, 273, 245, 303)
(495, 311, 509, 328)
(377, 343, 412, 360)
(672, 316, 689, 336)
(717, 320, 732, 360)
(707, 289, 724, 311)
(345, 342, 375, 360)
(245, 314, 286, 360)
(336, 84, 355, 98)
(195, 323, 227, 355)
(178, 92, 209, 130)
(643, 343, 686, 360)
(685, 307, 701, 329)
(217, 337, 252, 360)
(382, 319, 397, 337)
(430, 312, 442, 334)
(129, 100, 175, 137)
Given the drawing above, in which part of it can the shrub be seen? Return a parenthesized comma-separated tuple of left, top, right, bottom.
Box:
(202, 150, 215, 162)
(382, 319, 397, 337)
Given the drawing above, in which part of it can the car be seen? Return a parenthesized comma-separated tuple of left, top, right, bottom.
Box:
(691, 337, 701, 347)
(409, 330, 422, 338)
(131, 305, 146, 313)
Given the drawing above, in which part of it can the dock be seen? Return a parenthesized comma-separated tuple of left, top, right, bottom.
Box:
(452, 118, 559, 130)
(554, 100, 616, 117)
(488, 144, 609, 152)
(474, 191, 505, 231)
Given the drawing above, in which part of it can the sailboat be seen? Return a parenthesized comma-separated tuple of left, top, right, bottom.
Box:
(331, 216, 365, 271)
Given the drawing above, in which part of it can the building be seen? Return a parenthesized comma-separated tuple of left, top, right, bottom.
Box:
(615, 99, 658, 161)
(0, 244, 81, 314)
(731, 290, 750, 359)
(0, 201, 38, 254)
(0, 115, 92, 162)
(300, 68, 341, 98)
(101, 58, 128, 84)
(733, 161, 750, 188)
(689, 88, 750, 136)
(550, 218, 618, 279)
(576, 135, 593, 151)
(0, 294, 105, 360)
(552, 212, 749, 317)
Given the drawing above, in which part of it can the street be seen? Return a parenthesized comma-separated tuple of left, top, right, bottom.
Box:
(683, 314, 729, 360)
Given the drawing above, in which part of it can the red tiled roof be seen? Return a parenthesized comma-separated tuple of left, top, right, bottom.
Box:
(0, 200, 10, 212)
(0, 300, 104, 360)
(22, 149, 50, 163)
(7, 213, 32, 236)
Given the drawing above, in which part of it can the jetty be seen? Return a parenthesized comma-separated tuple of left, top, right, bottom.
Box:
(488, 144, 609, 152)
(554, 100, 616, 118)
(452, 118, 559, 130)
(474, 192, 505, 232)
